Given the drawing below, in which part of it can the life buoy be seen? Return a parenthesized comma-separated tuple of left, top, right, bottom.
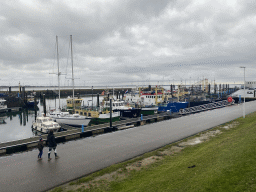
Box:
(227, 97, 232, 102)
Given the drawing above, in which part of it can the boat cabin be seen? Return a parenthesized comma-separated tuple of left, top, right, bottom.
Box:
(66, 97, 83, 109)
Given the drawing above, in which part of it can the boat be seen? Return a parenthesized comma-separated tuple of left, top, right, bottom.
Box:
(123, 87, 167, 116)
(49, 111, 91, 127)
(0, 99, 8, 113)
(124, 86, 165, 106)
(32, 115, 61, 133)
(26, 95, 38, 108)
(103, 99, 141, 118)
(158, 101, 189, 113)
(66, 96, 83, 110)
(75, 107, 120, 125)
(141, 107, 158, 115)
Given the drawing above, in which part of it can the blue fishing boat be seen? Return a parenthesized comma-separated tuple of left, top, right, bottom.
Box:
(158, 102, 189, 113)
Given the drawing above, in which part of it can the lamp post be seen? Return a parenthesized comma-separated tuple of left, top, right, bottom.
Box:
(92, 86, 93, 109)
(240, 66, 246, 118)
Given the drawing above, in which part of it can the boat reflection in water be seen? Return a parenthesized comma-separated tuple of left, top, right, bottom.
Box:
(0, 109, 38, 143)
(0, 116, 7, 124)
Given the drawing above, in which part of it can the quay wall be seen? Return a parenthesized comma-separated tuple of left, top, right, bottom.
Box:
(0, 113, 172, 156)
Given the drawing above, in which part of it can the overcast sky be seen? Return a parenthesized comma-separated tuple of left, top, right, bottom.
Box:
(0, 0, 256, 87)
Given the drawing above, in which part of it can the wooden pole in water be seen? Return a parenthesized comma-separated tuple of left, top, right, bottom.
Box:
(97, 93, 99, 108)
(34, 96, 37, 121)
(43, 94, 46, 116)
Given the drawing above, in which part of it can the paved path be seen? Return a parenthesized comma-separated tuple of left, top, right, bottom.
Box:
(1, 101, 256, 192)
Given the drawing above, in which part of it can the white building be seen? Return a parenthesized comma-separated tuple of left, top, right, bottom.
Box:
(245, 81, 256, 88)
(231, 89, 255, 98)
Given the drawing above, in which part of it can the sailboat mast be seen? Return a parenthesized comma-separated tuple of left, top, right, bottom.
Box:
(56, 35, 60, 109)
(70, 35, 75, 110)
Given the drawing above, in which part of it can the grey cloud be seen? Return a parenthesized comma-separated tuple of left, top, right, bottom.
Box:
(0, 0, 256, 86)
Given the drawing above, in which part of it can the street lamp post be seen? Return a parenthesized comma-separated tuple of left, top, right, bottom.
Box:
(92, 86, 93, 109)
(240, 66, 246, 118)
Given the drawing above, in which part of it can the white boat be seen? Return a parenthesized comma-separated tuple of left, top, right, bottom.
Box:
(32, 116, 61, 133)
(124, 86, 165, 106)
(49, 110, 91, 127)
(0, 99, 8, 113)
(97, 112, 120, 119)
(103, 100, 131, 110)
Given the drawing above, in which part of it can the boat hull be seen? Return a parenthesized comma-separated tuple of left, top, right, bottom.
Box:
(54, 117, 91, 127)
(32, 123, 61, 133)
(158, 102, 189, 113)
(113, 108, 141, 118)
(32, 125, 60, 133)
(141, 107, 158, 115)
(89, 116, 120, 126)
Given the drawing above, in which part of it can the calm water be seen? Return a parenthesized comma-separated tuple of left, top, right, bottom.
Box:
(0, 96, 105, 143)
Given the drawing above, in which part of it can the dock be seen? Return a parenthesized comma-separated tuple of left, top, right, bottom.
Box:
(0, 112, 173, 156)
(0, 107, 22, 113)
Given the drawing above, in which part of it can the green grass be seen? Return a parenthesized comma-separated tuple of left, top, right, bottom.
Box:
(108, 115, 256, 192)
(50, 112, 256, 192)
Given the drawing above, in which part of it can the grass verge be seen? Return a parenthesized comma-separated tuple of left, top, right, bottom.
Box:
(49, 112, 256, 192)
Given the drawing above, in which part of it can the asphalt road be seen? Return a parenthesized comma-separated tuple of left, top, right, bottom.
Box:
(1, 101, 256, 192)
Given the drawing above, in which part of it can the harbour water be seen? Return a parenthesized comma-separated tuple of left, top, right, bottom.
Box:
(0, 96, 104, 143)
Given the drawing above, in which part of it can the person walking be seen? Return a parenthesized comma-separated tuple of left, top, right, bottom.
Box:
(37, 137, 44, 160)
(47, 130, 59, 160)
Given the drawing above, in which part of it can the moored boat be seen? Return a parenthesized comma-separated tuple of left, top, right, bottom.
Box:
(124, 86, 165, 106)
(75, 107, 120, 125)
(49, 110, 91, 127)
(141, 107, 158, 115)
(32, 115, 61, 133)
(66, 97, 83, 110)
(0, 99, 8, 113)
(158, 102, 189, 113)
(26, 95, 38, 108)
(103, 99, 141, 118)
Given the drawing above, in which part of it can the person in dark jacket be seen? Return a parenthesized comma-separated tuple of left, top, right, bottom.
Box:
(47, 130, 59, 160)
(38, 137, 44, 160)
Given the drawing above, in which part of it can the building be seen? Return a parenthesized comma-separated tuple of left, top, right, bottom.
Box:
(245, 81, 256, 88)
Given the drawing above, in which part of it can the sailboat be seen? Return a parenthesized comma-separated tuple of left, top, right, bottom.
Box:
(48, 35, 91, 127)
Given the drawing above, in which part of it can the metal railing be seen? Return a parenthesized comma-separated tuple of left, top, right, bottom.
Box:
(179, 100, 235, 115)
